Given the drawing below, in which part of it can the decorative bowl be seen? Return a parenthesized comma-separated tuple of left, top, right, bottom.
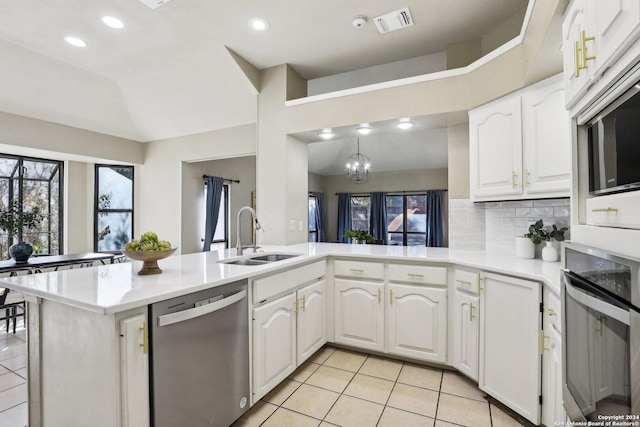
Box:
(122, 248, 177, 275)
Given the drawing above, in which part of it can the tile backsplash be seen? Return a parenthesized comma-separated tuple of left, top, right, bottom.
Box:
(449, 198, 570, 253)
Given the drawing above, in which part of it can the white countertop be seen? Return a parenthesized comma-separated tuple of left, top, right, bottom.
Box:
(0, 243, 562, 314)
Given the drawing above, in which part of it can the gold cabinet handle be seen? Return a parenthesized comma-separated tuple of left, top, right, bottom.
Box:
(581, 30, 595, 67)
(525, 169, 531, 187)
(294, 299, 299, 315)
(478, 276, 484, 294)
(596, 316, 604, 337)
(378, 288, 382, 304)
(408, 273, 424, 278)
(470, 303, 476, 322)
(456, 279, 471, 285)
(591, 207, 618, 212)
(139, 322, 148, 354)
(544, 306, 557, 316)
(540, 331, 550, 354)
(389, 289, 393, 304)
(301, 295, 306, 312)
(350, 268, 364, 273)
(512, 171, 518, 189)
(574, 40, 583, 77)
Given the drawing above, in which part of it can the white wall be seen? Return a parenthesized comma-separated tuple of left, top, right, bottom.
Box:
(140, 123, 256, 254)
(181, 156, 256, 254)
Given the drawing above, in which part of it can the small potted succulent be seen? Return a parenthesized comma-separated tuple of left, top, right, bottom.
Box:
(0, 200, 44, 263)
(343, 229, 374, 244)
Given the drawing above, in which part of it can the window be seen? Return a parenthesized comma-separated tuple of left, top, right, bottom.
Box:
(308, 195, 318, 242)
(95, 165, 134, 252)
(386, 193, 427, 246)
(204, 184, 229, 251)
(350, 196, 371, 231)
(0, 155, 63, 257)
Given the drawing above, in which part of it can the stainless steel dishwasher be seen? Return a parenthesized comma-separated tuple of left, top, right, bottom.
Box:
(149, 280, 249, 427)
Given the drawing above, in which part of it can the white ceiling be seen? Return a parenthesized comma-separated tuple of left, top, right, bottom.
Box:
(0, 0, 527, 143)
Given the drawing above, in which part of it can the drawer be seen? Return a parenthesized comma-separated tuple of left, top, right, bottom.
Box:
(454, 268, 480, 294)
(388, 264, 447, 286)
(253, 261, 325, 302)
(333, 259, 384, 280)
(586, 192, 640, 230)
(543, 286, 561, 333)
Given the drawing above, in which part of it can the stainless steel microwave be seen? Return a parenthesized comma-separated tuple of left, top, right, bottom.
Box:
(588, 82, 640, 195)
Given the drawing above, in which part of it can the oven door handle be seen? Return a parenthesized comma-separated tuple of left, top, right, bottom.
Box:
(564, 274, 630, 326)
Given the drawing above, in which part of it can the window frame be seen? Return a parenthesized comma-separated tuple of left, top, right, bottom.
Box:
(94, 164, 134, 253)
(386, 193, 427, 246)
(308, 194, 318, 242)
(349, 195, 371, 232)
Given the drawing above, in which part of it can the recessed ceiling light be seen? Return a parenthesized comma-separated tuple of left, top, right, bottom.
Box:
(102, 16, 125, 29)
(64, 36, 87, 47)
(247, 17, 270, 31)
(355, 125, 372, 135)
(396, 120, 415, 130)
(318, 129, 335, 140)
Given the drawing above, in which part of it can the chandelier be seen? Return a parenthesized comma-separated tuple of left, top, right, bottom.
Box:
(345, 138, 371, 183)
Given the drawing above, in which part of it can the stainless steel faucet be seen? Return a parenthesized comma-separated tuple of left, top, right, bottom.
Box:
(236, 206, 262, 256)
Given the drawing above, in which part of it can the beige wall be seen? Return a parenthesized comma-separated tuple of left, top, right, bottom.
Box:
(447, 123, 471, 199)
(316, 168, 449, 243)
(181, 156, 256, 254)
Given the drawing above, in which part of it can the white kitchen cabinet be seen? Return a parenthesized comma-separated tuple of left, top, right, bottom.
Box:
(469, 95, 523, 200)
(469, 75, 570, 201)
(334, 278, 385, 352)
(296, 280, 326, 362)
(252, 293, 297, 400)
(387, 283, 447, 363)
(452, 288, 479, 381)
(563, 0, 640, 108)
(479, 272, 541, 425)
(120, 314, 150, 427)
(541, 289, 565, 427)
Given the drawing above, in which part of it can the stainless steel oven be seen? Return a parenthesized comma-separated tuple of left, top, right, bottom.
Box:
(562, 243, 640, 421)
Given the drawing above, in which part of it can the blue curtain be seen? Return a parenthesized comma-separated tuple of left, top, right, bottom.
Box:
(337, 193, 351, 243)
(426, 190, 445, 247)
(202, 176, 224, 251)
(315, 192, 326, 242)
(369, 192, 387, 244)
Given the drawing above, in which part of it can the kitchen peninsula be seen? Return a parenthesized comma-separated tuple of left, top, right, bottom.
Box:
(0, 243, 562, 427)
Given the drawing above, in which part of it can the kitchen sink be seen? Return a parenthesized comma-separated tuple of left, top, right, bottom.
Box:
(219, 253, 300, 266)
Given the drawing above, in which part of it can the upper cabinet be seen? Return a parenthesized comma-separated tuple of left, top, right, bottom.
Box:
(563, 0, 640, 109)
(469, 74, 570, 202)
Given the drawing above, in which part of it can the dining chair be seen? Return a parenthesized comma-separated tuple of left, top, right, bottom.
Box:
(0, 288, 26, 333)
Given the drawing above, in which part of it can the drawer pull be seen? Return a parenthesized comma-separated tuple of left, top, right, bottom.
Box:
(301, 295, 306, 312)
(349, 268, 364, 273)
(377, 289, 382, 304)
(294, 299, 299, 315)
(456, 279, 471, 285)
(540, 331, 550, 355)
(581, 30, 595, 68)
(139, 322, 148, 354)
(408, 273, 424, 279)
(469, 303, 475, 322)
(591, 207, 618, 213)
(544, 306, 557, 316)
(389, 289, 393, 304)
(478, 276, 484, 293)
(512, 171, 517, 189)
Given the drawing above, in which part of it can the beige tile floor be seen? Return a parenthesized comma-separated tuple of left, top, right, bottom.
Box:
(0, 318, 28, 427)
(234, 346, 529, 427)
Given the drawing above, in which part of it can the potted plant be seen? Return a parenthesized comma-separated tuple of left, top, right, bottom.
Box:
(522, 219, 568, 262)
(0, 200, 44, 263)
(343, 229, 374, 244)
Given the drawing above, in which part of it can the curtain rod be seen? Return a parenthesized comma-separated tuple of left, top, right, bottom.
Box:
(334, 189, 447, 196)
(202, 175, 240, 184)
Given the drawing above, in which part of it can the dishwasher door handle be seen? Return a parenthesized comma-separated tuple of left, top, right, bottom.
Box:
(157, 290, 247, 327)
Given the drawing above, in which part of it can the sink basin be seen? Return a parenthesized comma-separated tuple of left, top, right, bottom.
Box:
(223, 259, 269, 266)
(250, 253, 300, 262)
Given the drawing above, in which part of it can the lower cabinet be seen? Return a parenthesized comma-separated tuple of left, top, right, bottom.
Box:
(541, 287, 566, 426)
(252, 279, 326, 401)
(120, 314, 150, 427)
(479, 272, 542, 425)
(452, 289, 479, 381)
(334, 278, 384, 352)
(387, 283, 447, 363)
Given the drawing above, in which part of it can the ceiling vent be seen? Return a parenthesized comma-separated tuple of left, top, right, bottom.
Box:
(373, 7, 414, 34)
(138, 0, 172, 9)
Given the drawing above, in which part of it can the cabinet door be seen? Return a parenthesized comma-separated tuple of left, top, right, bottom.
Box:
(297, 280, 326, 363)
(479, 272, 541, 425)
(452, 290, 479, 381)
(542, 318, 565, 427)
(120, 314, 150, 427)
(469, 95, 523, 200)
(253, 293, 297, 401)
(562, 0, 592, 107)
(334, 279, 384, 352)
(591, 0, 640, 77)
(387, 284, 447, 363)
(522, 77, 571, 196)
